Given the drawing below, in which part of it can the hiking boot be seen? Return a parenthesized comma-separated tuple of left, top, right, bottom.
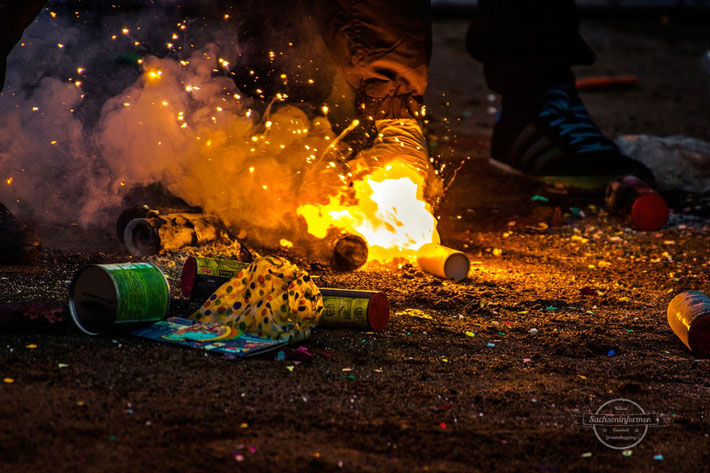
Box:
(490, 86, 655, 189)
(348, 118, 444, 206)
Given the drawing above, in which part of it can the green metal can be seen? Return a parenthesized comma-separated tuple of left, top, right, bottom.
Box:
(319, 289, 390, 331)
(68, 263, 170, 335)
(180, 256, 250, 300)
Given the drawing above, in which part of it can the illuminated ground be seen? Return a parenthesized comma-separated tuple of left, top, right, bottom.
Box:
(2, 15, 710, 473)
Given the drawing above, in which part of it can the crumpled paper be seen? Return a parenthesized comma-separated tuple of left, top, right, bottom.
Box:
(191, 256, 323, 342)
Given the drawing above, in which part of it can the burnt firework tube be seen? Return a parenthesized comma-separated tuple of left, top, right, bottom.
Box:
(667, 291, 710, 356)
(68, 263, 170, 335)
(605, 175, 669, 231)
(181, 256, 250, 300)
(319, 289, 390, 331)
(331, 234, 368, 271)
(416, 243, 470, 282)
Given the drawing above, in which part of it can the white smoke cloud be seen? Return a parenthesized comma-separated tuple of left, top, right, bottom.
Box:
(0, 1, 347, 249)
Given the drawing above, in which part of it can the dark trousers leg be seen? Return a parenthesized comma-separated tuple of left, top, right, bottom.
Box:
(314, 0, 432, 119)
(0, 0, 46, 90)
(466, 0, 595, 97)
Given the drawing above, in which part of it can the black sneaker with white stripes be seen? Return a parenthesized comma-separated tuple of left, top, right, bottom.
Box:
(490, 86, 655, 189)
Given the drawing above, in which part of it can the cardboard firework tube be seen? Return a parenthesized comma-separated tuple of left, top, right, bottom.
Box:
(123, 213, 226, 257)
(331, 234, 369, 272)
(181, 256, 250, 300)
(416, 243, 470, 282)
(116, 205, 153, 244)
(667, 291, 710, 356)
(68, 263, 170, 335)
(318, 288, 390, 331)
(605, 175, 669, 231)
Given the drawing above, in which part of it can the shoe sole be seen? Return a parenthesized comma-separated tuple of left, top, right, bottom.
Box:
(488, 158, 615, 190)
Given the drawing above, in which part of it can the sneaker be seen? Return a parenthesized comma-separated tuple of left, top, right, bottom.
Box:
(490, 86, 655, 189)
(348, 118, 444, 205)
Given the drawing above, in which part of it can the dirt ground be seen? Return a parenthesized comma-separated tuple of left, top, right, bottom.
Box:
(2, 13, 710, 473)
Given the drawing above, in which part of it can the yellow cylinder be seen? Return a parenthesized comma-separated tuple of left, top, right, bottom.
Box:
(667, 291, 710, 356)
(416, 243, 470, 282)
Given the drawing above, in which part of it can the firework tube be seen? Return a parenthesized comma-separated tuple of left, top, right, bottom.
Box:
(605, 175, 669, 231)
(575, 74, 638, 91)
(318, 289, 389, 331)
(68, 263, 170, 335)
(667, 291, 710, 356)
(123, 213, 226, 257)
(116, 205, 153, 244)
(181, 256, 250, 300)
(331, 234, 369, 271)
(416, 243, 470, 282)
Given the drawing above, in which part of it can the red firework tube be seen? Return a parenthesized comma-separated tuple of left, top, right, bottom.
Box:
(318, 289, 390, 331)
(667, 291, 710, 356)
(605, 175, 669, 231)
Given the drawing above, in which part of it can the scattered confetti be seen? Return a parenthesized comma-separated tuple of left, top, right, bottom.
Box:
(342, 368, 352, 372)
(25, 344, 37, 349)
(58, 363, 69, 368)
(622, 450, 633, 457)
(240, 423, 248, 429)
(286, 365, 294, 372)
(531, 195, 550, 203)
(581, 452, 592, 458)
(465, 331, 476, 337)
(487, 343, 496, 348)
(577, 375, 587, 380)
(607, 349, 616, 357)
(545, 306, 558, 311)
(3, 378, 14, 384)
(523, 358, 532, 363)
(76, 401, 85, 406)
(653, 454, 664, 461)
(346, 375, 355, 380)
(439, 422, 447, 429)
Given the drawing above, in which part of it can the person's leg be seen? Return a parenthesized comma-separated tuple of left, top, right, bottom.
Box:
(313, 0, 442, 204)
(314, 0, 431, 120)
(466, 0, 653, 188)
(0, 1, 47, 91)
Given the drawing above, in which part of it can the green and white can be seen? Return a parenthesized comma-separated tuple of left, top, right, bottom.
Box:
(68, 263, 170, 335)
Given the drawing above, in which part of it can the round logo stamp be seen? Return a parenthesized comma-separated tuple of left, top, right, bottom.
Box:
(574, 398, 668, 449)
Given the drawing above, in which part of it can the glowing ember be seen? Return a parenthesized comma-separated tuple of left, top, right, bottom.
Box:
(298, 159, 440, 263)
